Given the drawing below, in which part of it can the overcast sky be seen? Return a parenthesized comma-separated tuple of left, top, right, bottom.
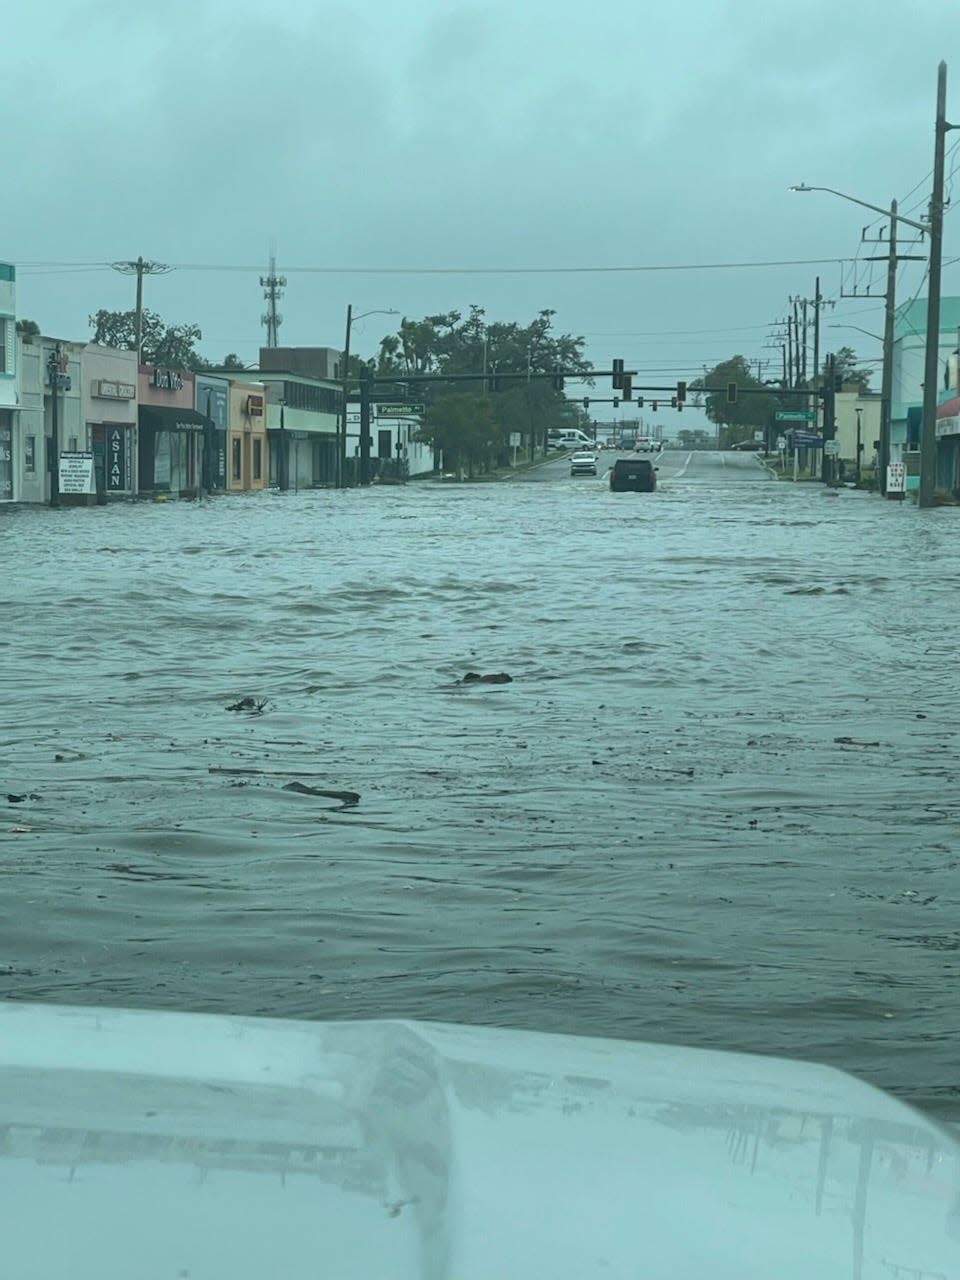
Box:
(8, 0, 960, 426)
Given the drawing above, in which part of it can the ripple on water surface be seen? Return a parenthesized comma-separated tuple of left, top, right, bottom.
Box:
(1, 480, 959, 1120)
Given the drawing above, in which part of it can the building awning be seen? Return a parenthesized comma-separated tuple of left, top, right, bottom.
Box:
(139, 405, 213, 432)
(936, 395, 960, 419)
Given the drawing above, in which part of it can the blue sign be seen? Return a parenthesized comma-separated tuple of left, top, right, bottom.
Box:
(792, 432, 824, 448)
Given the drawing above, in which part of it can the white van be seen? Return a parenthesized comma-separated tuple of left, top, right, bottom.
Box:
(550, 429, 596, 451)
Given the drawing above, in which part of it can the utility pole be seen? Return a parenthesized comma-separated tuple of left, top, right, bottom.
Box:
(801, 298, 809, 384)
(920, 61, 955, 508)
(46, 344, 64, 508)
(359, 364, 372, 486)
(111, 258, 171, 362)
(339, 303, 352, 490)
(260, 250, 286, 349)
(880, 202, 899, 496)
(786, 315, 794, 388)
(793, 298, 802, 385)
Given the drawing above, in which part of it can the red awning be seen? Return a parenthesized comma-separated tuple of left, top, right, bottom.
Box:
(936, 394, 960, 419)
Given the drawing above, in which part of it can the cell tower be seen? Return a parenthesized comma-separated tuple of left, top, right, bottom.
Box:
(260, 250, 286, 348)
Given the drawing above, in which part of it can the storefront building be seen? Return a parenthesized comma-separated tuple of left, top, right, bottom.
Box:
(83, 345, 138, 498)
(138, 366, 211, 497)
(195, 375, 228, 491)
(226, 380, 268, 492)
(16, 336, 83, 504)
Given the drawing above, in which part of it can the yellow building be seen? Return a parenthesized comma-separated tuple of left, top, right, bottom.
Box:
(227, 380, 268, 492)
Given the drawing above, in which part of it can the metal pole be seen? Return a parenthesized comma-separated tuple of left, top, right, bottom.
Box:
(134, 257, 144, 362)
(359, 365, 371, 485)
(920, 61, 950, 508)
(279, 403, 287, 492)
(812, 278, 823, 480)
(856, 407, 863, 483)
(48, 345, 61, 508)
(339, 304, 352, 489)
(879, 200, 898, 497)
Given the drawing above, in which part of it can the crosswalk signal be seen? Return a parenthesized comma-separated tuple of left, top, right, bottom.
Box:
(726, 382, 737, 404)
(612, 358, 624, 390)
(622, 373, 633, 401)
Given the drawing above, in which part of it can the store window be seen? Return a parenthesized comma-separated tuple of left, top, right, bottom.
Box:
(25, 437, 36, 472)
(253, 438, 262, 480)
(232, 438, 241, 480)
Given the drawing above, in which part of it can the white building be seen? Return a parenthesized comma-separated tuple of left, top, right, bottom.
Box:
(0, 264, 16, 501)
(16, 335, 83, 505)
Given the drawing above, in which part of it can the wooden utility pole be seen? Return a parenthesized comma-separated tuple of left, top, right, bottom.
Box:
(920, 61, 954, 508)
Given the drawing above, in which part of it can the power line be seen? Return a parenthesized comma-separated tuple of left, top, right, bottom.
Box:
(13, 256, 861, 278)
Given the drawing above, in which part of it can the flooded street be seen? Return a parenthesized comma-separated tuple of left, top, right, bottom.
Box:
(2, 454, 958, 1122)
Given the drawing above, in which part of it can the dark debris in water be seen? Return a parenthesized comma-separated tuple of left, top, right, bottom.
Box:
(462, 672, 513, 684)
(283, 781, 360, 807)
(6, 794, 41, 804)
(225, 696, 270, 714)
(834, 736, 880, 748)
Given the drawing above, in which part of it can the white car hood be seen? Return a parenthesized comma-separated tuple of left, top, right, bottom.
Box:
(1, 1003, 957, 1279)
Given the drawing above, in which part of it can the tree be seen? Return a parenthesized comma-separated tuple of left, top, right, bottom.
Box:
(822, 345, 872, 392)
(16, 319, 40, 337)
(690, 356, 782, 448)
(89, 308, 212, 370)
(414, 392, 503, 476)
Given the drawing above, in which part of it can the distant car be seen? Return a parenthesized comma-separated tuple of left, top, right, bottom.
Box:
(635, 436, 658, 453)
(570, 451, 598, 476)
(732, 440, 763, 451)
(609, 457, 657, 492)
(618, 433, 637, 450)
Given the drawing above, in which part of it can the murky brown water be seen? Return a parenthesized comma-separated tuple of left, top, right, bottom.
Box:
(2, 454, 958, 1119)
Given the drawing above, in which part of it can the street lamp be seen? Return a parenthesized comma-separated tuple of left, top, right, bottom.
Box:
(855, 406, 863, 483)
(338, 306, 398, 488)
(790, 183, 926, 499)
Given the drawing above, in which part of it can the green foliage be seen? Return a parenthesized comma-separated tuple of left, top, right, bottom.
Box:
(691, 356, 783, 447)
(89, 308, 235, 372)
(15, 318, 40, 336)
(823, 345, 872, 392)
(415, 392, 502, 476)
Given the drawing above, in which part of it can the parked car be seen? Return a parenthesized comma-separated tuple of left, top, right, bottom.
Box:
(609, 457, 657, 492)
(570, 451, 598, 476)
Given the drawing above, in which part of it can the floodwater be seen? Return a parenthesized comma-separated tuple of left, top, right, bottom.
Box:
(2, 452, 958, 1122)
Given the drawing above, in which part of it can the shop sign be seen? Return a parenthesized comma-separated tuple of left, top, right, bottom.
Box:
(93, 380, 136, 400)
(106, 427, 127, 491)
(59, 451, 96, 495)
(151, 368, 184, 391)
(246, 394, 264, 416)
(935, 415, 959, 438)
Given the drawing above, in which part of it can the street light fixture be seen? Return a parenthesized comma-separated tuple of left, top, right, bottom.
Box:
(338, 306, 398, 488)
(791, 65, 956, 508)
(790, 183, 925, 498)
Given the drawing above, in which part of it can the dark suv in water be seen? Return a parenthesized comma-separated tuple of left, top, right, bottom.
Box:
(609, 457, 657, 492)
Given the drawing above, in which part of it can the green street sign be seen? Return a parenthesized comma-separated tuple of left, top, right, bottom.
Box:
(376, 404, 424, 417)
(775, 410, 816, 422)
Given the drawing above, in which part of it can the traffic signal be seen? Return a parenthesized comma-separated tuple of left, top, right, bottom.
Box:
(676, 397, 682, 412)
(613, 397, 620, 408)
(553, 368, 565, 391)
(637, 397, 644, 408)
(726, 382, 737, 404)
(677, 381, 687, 402)
(583, 397, 590, 408)
(670, 396, 677, 409)
(651, 400, 658, 411)
(622, 373, 633, 401)
(612, 358, 624, 390)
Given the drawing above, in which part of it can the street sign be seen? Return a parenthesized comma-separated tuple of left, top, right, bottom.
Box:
(753, 430, 764, 443)
(376, 404, 424, 417)
(509, 432, 521, 447)
(775, 410, 816, 422)
(824, 441, 841, 456)
(792, 432, 824, 448)
(887, 461, 906, 493)
(776, 436, 787, 451)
